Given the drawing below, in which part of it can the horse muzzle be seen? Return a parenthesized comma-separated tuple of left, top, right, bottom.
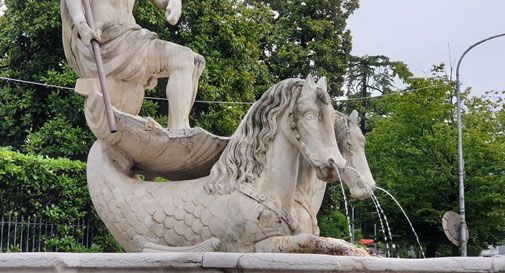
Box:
(315, 157, 346, 182)
(301, 145, 346, 182)
(343, 167, 376, 200)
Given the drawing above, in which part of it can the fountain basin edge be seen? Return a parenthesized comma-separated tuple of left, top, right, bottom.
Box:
(0, 252, 503, 273)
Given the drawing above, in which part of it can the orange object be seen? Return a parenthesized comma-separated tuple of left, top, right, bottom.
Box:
(359, 239, 374, 245)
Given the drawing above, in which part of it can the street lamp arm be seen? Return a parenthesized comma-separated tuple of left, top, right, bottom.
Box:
(456, 33, 505, 79)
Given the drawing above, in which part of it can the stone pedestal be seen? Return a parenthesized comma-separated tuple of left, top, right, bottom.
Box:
(0, 252, 503, 273)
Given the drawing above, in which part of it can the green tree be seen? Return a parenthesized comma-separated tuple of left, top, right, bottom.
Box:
(134, 0, 275, 135)
(365, 66, 505, 257)
(319, 210, 352, 241)
(343, 55, 410, 132)
(0, 0, 93, 159)
(256, 0, 359, 96)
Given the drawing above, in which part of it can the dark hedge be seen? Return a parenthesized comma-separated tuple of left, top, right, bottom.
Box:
(0, 148, 120, 252)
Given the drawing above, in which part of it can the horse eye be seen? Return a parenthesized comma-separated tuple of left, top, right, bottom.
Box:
(304, 112, 316, 120)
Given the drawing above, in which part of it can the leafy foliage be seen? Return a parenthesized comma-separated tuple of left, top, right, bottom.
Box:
(24, 115, 95, 161)
(0, 148, 120, 252)
(342, 55, 411, 132)
(257, 0, 359, 96)
(318, 210, 351, 240)
(364, 66, 505, 256)
(0, 0, 93, 159)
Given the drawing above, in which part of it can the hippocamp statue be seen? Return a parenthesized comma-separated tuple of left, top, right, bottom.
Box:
(86, 76, 371, 255)
(292, 109, 376, 236)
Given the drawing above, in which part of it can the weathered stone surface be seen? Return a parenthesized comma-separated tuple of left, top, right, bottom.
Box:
(61, 0, 204, 129)
(0, 253, 503, 273)
(61, 0, 379, 255)
(202, 252, 244, 268)
(84, 91, 229, 181)
(494, 258, 505, 272)
(86, 76, 375, 254)
(237, 253, 342, 271)
(62, 0, 380, 250)
(293, 109, 376, 236)
(75, 78, 144, 115)
(0, 252, 206, 272)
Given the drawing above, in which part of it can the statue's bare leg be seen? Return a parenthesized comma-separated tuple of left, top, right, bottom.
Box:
(152, 41, 205, 129)
(255, 233, 370, 256)
(191, 55, 205, 107)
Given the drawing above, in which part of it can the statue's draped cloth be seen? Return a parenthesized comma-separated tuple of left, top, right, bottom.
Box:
(61, 1, 159, 89)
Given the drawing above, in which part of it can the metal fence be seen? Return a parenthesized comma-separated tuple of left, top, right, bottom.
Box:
(0, 214, 96, 252)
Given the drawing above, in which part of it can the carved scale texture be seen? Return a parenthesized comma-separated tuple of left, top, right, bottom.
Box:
(87, 141, 291, 252)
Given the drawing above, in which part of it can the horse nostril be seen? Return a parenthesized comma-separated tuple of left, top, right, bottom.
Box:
(328, 157, 346, 169)
(328, 158, 336, 167)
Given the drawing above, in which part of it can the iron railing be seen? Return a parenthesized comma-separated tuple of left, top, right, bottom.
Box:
(0, 214, 96, 252)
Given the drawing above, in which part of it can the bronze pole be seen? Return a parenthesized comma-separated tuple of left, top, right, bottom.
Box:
(82, 0, 117, 133)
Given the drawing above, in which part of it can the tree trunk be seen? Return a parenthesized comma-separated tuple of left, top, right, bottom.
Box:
(360, 73, 367, 132)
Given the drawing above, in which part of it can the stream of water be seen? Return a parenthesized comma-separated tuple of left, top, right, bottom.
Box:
(336, 168, 353, 241)
(371, 189, 396, 255)
(333, 171, 425, 257)
(376, 186, 426, 258)
(368, 187, 391, 257)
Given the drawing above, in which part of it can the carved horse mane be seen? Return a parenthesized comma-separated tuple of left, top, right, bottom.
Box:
(334, 111, 351, 153)
(205, 78, 304, 195)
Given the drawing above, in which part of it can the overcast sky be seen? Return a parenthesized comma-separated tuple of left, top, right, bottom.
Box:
(348, 0, 505, 98)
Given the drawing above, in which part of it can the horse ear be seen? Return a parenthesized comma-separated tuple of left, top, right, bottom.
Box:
(316, 77, 327, 92)
(349, 110, 359, 125)
(305, 74, 316, 89)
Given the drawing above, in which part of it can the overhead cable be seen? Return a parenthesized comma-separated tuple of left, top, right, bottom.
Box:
(0, 76, 449, 104)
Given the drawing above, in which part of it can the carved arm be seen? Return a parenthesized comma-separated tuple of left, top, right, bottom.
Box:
(150, 0, 182, 25)
(150, 0, 170, 10)
(64, 0, 86, 25)
(63, 0, 101, 45)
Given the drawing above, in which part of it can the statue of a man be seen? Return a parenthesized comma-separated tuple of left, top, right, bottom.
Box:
(61, 0, 205, 129)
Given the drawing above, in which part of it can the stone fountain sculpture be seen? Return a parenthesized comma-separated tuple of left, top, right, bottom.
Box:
(61, 0, 375, 255)
(61, 0, 204, 128)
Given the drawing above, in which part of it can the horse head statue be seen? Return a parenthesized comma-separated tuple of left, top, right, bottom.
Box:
(293, 107, 377, 235)
(205, 74, 346, 195)
(334, 110, 376, 200)
(292, 75, 347, 182)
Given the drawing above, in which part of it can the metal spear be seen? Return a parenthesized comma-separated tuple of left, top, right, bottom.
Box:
(82, 0, 117, 133)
